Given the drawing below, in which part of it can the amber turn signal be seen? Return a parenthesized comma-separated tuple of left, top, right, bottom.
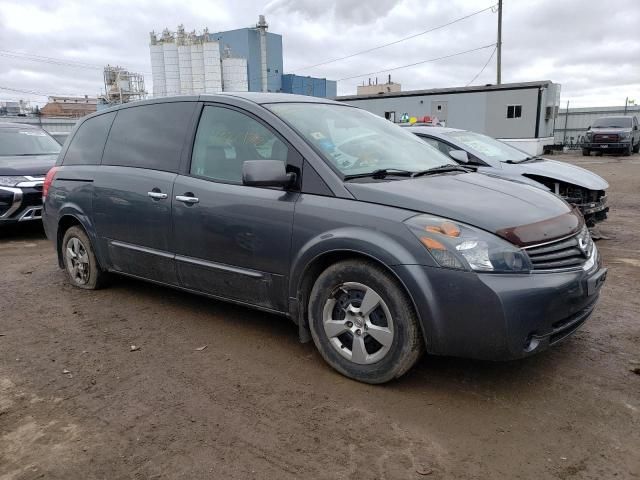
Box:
(425, 221, 460, 237)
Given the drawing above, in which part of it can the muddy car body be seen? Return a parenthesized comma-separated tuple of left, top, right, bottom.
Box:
(43, 94, 606, 383)
(405, 126, 610, 226)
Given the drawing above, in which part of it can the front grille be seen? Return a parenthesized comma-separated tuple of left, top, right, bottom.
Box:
(562, 186, 605, 205)
(593, 133, 619, 143)
(21, 191, 43, 208)
(525, 226, 593, 270)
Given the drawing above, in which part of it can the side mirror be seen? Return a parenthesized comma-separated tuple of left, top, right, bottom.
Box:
(586, 126, 591, 130)
(242, 160, 296, 188)
(634, 125, 638, 131)
(448, 149, 469, 164)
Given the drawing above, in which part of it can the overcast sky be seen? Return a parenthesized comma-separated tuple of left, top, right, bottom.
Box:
(0, 0, 638, 107)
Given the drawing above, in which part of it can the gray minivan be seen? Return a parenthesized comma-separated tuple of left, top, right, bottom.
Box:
(43, 94, 607, 383)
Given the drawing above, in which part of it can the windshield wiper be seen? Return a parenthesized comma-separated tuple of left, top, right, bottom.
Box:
(343, 168, 414, 180)
(505, 156, 542, 164)
(411, 164, 469, 177)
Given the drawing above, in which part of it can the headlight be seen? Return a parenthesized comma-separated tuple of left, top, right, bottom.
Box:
(619, 132, 630, 139)
(0, 176, 27, 187)
(405, 215, 532, 273)
(584, 131, 592, 139)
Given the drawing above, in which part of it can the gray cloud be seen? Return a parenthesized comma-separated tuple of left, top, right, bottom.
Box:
(0, 0, 638, 107)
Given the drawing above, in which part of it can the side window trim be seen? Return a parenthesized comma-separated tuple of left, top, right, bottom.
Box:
(184, 102, 302, 188)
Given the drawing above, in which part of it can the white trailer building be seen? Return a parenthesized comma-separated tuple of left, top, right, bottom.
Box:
(336, 81, 562, 155)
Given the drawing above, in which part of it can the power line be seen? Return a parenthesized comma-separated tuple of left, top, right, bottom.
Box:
(0, 50, 152, 75)
(291, 3, 497, 72)
(337, 43, 496, 82)
(465, 45, 497, 86)
(0, 85, 89, 98)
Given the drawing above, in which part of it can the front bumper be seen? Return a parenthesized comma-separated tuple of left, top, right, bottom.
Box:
(392, 247, 606, 360)
(0, 184, 44, 224)
(583, 141, 631, 151)
(576, 194, 608, 225)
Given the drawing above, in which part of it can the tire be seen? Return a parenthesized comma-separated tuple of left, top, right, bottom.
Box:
(308, 260, 424, 384)
(582, 148, 590, 156)
(633, 140, 639, 154)
(623, 142, 632, 156)
(61, 226, 107, 290)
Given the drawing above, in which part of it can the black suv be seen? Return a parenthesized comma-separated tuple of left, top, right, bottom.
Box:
(42, 94, 607, 383)
(0, 122, 60, 224)
(583, 115, 639, 156)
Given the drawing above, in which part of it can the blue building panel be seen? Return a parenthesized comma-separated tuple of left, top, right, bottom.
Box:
(281, 74, 336, 98)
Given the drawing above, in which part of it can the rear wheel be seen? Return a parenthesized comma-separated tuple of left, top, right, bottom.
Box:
(308, 260, 423, 384)
(582, 148, 590, 156)
(62, 226, 106, 289)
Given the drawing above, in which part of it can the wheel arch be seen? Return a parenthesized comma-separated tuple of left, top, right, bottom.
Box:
(289, 229, 428, 343)
(56, 209, 101, 269)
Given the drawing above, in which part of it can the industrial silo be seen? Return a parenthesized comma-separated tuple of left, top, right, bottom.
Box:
(222, 57, 248, 92)
(203, 39, 222, 93)
(190, 42, 205, 94)
(177, 26, 192, 95)
(149, 33, 166, 97)
(163, 39, 180, 96)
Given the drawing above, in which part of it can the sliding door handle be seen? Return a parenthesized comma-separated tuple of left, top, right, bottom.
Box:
(175, 195, 199, 204)
(148, 191, 168, 200)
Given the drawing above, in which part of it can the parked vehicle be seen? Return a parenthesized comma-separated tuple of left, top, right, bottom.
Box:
(404, 126, 610, 227)
(582, 115, 639, 156)
(0, 123, 60, 224)
(43, 94, 607, 383)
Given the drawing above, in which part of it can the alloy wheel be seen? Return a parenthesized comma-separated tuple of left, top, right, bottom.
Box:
(65, 237, 90, 285)
(322, 282, 394, 365)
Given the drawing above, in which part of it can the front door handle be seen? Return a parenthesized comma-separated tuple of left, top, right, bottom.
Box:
(148, 191, 168, 200)
(175, 195, 199, 204)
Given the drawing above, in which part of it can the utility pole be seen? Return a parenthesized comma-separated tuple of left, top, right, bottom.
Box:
(497, 0, 502, 85)
(624, 96, 628, 115)
(563, 100, 569, 146)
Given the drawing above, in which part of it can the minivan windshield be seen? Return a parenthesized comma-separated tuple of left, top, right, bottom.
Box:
(266, 103, 455, 176)
(0, 127, 61, 156)
(443, 130, 530, 164)
(591, 117, 632, 128)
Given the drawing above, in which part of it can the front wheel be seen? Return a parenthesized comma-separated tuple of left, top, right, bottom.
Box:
(62, 226, 107, 289)
(308, 260, 424, 384)
(582, 148, 590, 156)
(623, 143, 632, 156)
(633, 140, 640, 153)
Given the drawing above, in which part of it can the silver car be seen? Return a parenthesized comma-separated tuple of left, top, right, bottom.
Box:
(405, 126, 609, 226)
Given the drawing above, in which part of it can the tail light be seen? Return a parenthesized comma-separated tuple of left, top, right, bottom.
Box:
(42, 166, 59, 201)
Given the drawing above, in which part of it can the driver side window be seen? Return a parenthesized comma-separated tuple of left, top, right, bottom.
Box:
(191, 106, 288, 183)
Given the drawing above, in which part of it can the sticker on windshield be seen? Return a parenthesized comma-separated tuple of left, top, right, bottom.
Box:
(19, 131, 47, 137)
(310, 131, 326, 140)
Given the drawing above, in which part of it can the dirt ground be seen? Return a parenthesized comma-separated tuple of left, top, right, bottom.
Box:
(1, 151, 639, 480)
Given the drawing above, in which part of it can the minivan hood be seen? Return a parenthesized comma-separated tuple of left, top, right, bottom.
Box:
(504, 158, 609, 190)
(345, 172, 579, 242)
(0, 154, 58, 176)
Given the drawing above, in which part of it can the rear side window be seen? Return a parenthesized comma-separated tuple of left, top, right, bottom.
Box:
(63, 112, 115, 165)
(102, 102, 195, 172)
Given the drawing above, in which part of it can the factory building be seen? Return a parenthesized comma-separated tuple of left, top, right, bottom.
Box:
(149, 17, 279, 96)
(337, 80, 562, 155)
(149, 16, 335, 98)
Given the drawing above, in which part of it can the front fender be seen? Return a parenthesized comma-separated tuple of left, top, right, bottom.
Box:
(288, 226, 432, 300)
